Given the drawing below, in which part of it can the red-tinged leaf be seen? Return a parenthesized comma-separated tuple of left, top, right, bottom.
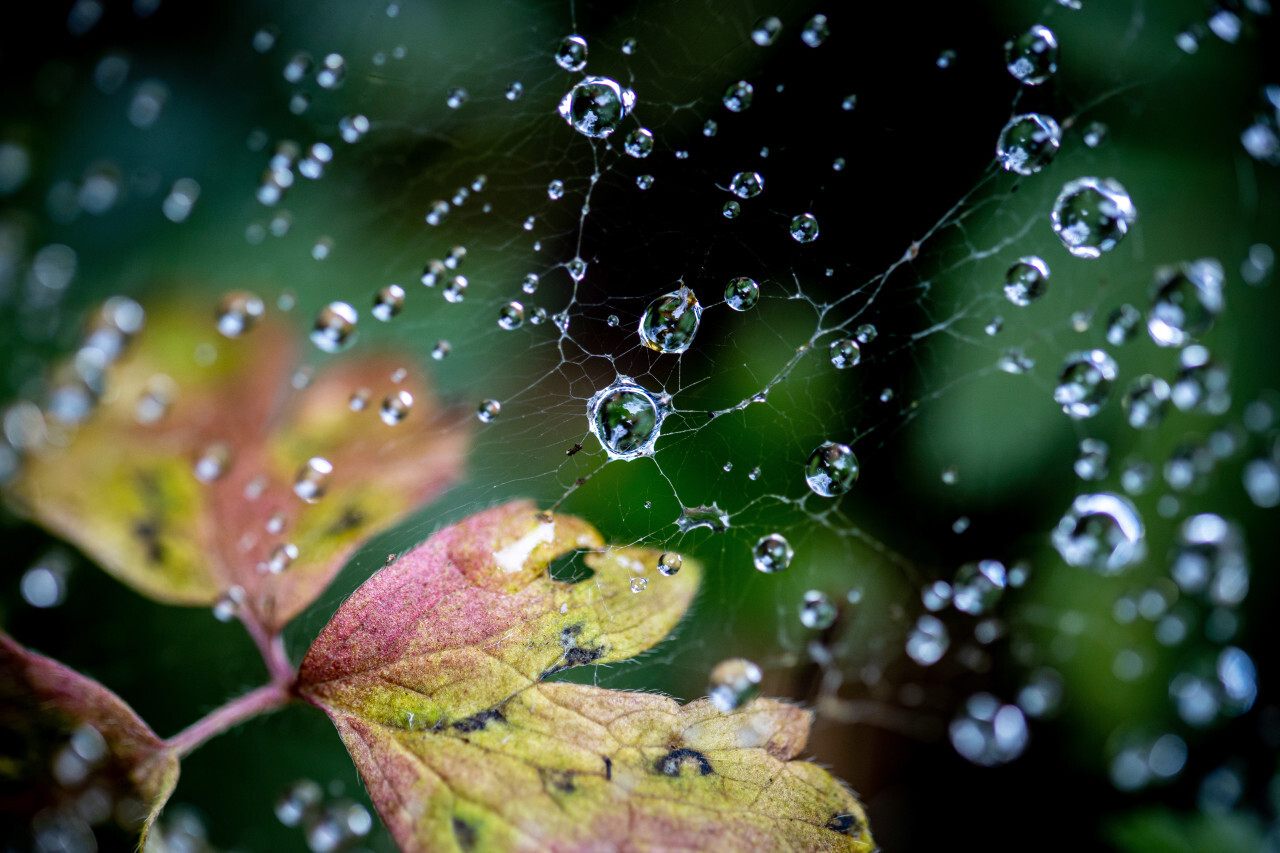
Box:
(0, 631, 179, 845)
(299, 501, 873, 852)
(6, 301, 471, 631)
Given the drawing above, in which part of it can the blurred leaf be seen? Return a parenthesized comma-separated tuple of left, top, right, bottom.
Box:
(6, 302, 470, 631)
(1108, 807, 1268, 853)
(0, 631, 179, 844)
(299, 501, 871, 851)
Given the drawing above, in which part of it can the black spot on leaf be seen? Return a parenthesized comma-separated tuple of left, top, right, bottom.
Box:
(826, 813, 863, 836)
(452, 816, 476, 850)
(451, 708, 505, 733)
(654, 748, 713, 777)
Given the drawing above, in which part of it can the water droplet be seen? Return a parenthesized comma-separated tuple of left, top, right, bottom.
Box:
(800, 14, 830, 48)
(588, 378, 666, 460)
(1170, 345, 1230, 414)
(1243, 458, 1280, 508)
(216, 291, 265, 338)
(702, 119, 718, 137)
(923, 580, 953, 611)
(751, 16, 782, 46)
(936, 49, 957, 69)
(547, 179, 565, 200)
(316, 53, 346, 89)
(1004, 24, 1058, 85)
(621, 37, 637, 55)
(1003, 256, 1050, 306)
(1053, 349, 1118, 419)
(639, 285, 701, 353)
(1075, 438, 1109, 480)
(1051, 176, 1137, 259)
(568, 257, 587, 281)
(1052, 492, 1145, 574)
(379, 390, 413, 426)
(558, 76, 636, 138)
(728, 170, 764, 199)
(1147, 258, 1224, 347)
(266, 543, 299, 574)
(724, 277, 759, 310)
(841, 93, 857, 111)
(605, 314, 620, 327)
(498, 301, 525, 330)
(854, 324, 877, 344)
(707, 657, 762, 712)
(950, 694, 1029, 765)
(752, 533, 794, 573)
(293, 457, 333, 503)
(907, 614, 949, 665)
(799, 590, 836, 629)
(477, 399, 501, 423)
(372, 284, 405, 322)
(519, 273, 540, 295)
(805, 441, 859, 496)
(1122, 375, 1171, 429)
(446, 87, 468, 109)
(722, 200, 740, 218)
(624, 127, 654, 158)
(193, 442, 233, 483)
(338, 113, 370, 144)
(636, 173, 655, 190)
(311, 302, 358, 353)
(555, 34, 588, 72)
(953, 560, 1007, 615)
(275, 779, 323, 827)
(630, 577, 648, 593)
(722, 80, 754, 112)
(789, 212, 820, 243)
(213, 586, 245, 622)
(1171, 513, 1249, 606)
(658, 552, 682, 576)
(829, 339, 861, 369)
(443, 275, 468, 303)
(1102, 304, 1140, 345)
(996, 113, 1062, 175)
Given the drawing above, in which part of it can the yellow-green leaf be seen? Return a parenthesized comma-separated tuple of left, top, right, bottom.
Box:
(299, 501, 872, 852)
(6, 302, 470, 631)
(0, 631, 179, 845)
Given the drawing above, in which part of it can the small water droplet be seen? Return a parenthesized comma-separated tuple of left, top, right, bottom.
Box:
(953, 560, 1007, 615)
(316, 53, 346, 89)
(446, 87, 468, 109)
(752, 533, 794, 573)
(639, 285, 701, 353)
(1052, 492, 1145, 574)
(1075, 438, 1109, 480)
(1003, 256, 1050, 306)
(630, 577, 648, 593)
(1122, 375, 1171, 429)
(213, 585, 245, 622)
(751, 16, 782, 46)
(1105, 304, 1142, 345)
(380, 390, 413, 425)
(805, 441, 859, 496)
(621, 37, 637, 55)
(1051, 176, 1137, 259)
(800, 590, 836, 628)
(498, 301, 525, 330)
(216, 291, 265, 338)
(555, 34, 589, 72)
(636, 173, 655, 190)
(936, 49, 956, 69)
(506, 81, 523, 101)
(372, 284, 405, 322)
(310, 302, 358, 353)
(724, 277, 759, 311)
(1004, 24, 1058, 85)
(789, 212, 819, 243)
(996, 113, 1062, 175)
(722, 80, 754, 112)
(477, 399, 501, 423)
(658, 552, 682, 576)
(1147, 258, 1225, 348)
(950, 694, 1028, 765)
(425, 200, 449, 226)
(431, 340, 451, 360)
(568, 257, 587, 281)
(293, 456, 333, 503)
(521, 273, 540, 295)
(707, 657, 762, 712)
(907, 614, 949, 665)
(727, 170, 764, 200)
(266, 543, 299, 574)
(338, 113, 370, 143)
(348, 388, 370, 412)
(829, 339, 861, 369)
(558, 76, 636, 138)
(623, 127, 654, 158)
(443, 275, 468, 303)
(1053, 349, 1118, 419)
(547, 179, 565, 200)
(722, 200, 740, 219)
(194, 442, 233, 483)
(702, 119, 718, 137)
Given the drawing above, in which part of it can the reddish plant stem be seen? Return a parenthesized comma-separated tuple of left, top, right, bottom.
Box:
(166, 681, 291, 757)
(238, 608, 296, 687)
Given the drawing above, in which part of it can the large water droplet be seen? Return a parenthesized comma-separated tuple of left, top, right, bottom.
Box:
(728, 170, 764, 199)
(554, 34, 588, 72)
(1053, 349, 1118, 419)
(216, 291, 265, 338)
(311, 302, 358, 353)
(1051, 177, 1138, 259)
(752, 533, 794, 573)
(1003, 256, 1050, 306)
(707, 657, 762, 712)
(724, 276, 759, 311)
(996, 113, 1061, 175)
(587, 378, 666, 460)
(804, 441, 859, 496)
(1147, 258, 1225, 347)
(1004, 24, 1058, 85)
(1052, 492, 1146, 574)
(638, 285, 701, 353)
(557, 76, 636, 138)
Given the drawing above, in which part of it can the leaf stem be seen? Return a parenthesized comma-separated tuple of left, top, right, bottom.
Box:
(166, 681, 291, 757)
(238, 609, 296, 687)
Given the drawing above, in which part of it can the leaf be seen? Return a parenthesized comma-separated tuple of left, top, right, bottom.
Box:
(299, 501, 873, 852)
(0, 631, 179, 844)
(6, 302, 471, 631)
